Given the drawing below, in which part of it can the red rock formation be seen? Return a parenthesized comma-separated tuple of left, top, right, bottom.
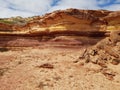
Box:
(0, 23, 13, 31)
(103, 11, 120, 30)
(0, 8, 120, 35)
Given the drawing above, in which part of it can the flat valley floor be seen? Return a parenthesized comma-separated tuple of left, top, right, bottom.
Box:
(0, 46, 120, 90)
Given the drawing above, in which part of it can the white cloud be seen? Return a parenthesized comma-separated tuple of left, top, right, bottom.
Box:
(0, 7, 34, 18)
(49, 0, 100, 12)
(104, 4, 120, 11)
(5, 0, 53, 13)
(0, 0, 53, 18)
(97, 0, 112, 5)
(0, 0, 120, 18)
(116, 0, 120, 3)
(0, 0, 9, 8)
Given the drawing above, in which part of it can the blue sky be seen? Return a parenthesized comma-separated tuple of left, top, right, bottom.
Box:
(0, 0, 120, 18)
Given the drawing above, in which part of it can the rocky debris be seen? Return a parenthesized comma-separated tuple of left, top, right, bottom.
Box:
(83, 30, 120, 65)
(100, 68, 116, 80)
(37, 63, 54, 69)
(79, 30, 120, 79)
(0, 68, 9, 77)
(110, 30, 120, 43)
(111, 58, 120, 65)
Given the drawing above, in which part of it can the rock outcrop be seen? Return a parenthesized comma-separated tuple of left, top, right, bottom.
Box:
(0, 8, 120, 47)
(103, 11, 120, 30)
(81, 30, 120, 66)
(0, 8, 120, 35)
(17, 9, 108, 35)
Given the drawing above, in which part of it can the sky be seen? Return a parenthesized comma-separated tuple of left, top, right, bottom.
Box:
(0, 0, 120, 18)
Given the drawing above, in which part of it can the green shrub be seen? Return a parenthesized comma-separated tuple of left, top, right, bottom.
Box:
(0, 20, 14, 24)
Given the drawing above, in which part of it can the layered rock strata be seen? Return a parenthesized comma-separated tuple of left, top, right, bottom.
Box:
(0, 9, 120, 47)
(0, 9, 120, 35)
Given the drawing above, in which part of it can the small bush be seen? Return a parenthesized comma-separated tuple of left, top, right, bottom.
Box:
(0, 20, 14, 24)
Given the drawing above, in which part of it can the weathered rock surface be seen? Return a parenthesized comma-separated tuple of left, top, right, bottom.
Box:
(1, 8, 120, 47)
(0, 8, 120, 35)
(81, 30, 120, 68)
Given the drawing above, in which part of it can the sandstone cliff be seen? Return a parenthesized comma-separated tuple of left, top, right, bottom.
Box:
(0, 8, 120, 36)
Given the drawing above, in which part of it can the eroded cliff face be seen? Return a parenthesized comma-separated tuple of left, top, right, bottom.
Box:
(0, 9, 120, 47)
(0, 8, 120, 35)
(103, 11, 120, 30)
(21, 9, 107, 34)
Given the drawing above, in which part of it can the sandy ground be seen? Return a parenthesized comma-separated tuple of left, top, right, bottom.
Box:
(0, 46, 120, 90)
